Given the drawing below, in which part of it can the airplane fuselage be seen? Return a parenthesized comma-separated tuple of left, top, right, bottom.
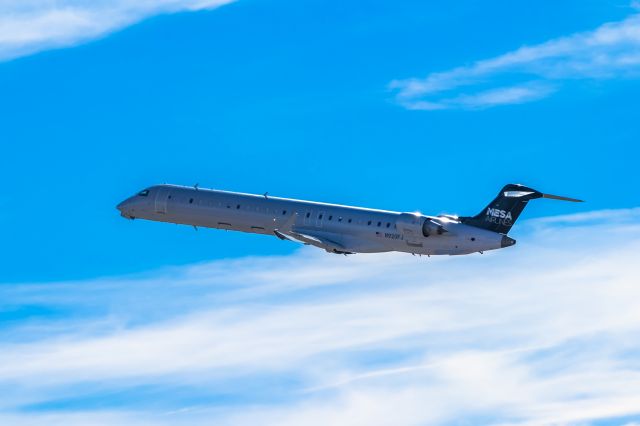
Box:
(117, 184, 513, 255)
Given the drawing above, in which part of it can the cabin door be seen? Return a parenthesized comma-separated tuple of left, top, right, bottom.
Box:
(154, 187, 170, 214)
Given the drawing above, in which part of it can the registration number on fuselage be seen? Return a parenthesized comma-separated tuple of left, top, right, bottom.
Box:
(384, 233, 402, 240)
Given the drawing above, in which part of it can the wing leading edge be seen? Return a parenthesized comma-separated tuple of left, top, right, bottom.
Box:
(273, 213, 353, 254)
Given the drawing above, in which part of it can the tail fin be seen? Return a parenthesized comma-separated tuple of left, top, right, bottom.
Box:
(461, 184, 583, 234)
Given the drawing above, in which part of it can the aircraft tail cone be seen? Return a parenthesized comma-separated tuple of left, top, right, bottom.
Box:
(501, 235, 516, 248)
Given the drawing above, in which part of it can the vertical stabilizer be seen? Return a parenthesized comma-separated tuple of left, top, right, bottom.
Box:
(461, 184, 582, 234)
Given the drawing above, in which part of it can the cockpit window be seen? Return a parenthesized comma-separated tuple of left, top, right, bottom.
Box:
(138, 189, 150, 197)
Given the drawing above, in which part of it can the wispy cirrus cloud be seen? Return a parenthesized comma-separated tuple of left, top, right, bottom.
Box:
(390, 13, 640, 110)
(0, 0, 234, 62)
(1, 209, 640, 425)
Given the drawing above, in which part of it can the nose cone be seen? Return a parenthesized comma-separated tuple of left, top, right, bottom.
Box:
(116, 198, 135, 219)
(501, 235, 516, 248)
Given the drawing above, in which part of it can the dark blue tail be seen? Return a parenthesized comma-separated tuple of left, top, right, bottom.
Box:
(461, 184, 543, 234)
(461, 184, 583, 234)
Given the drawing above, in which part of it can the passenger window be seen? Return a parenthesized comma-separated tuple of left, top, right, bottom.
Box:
(306, 212, 311, 218)
(348, 219, 352, 223)
(237, 204, 240, 209)
(386, 223, 391, 228)
(282, 210, 287, 215)
(189, 198, 194, 204)
(319, 214, 323, 219)
(367, 220, 372, 226)
(338, 217, 343, 222)
(328, 215, 332, 220)
(377, 222, 381, 227)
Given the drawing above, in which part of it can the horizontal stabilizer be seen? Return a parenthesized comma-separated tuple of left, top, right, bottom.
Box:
(541, 193, 584, 203)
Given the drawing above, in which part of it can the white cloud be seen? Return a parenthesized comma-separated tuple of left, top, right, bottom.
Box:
(0, 0, 234, 61)
(404, 83, 556, 111)
(390, 13, 640, 110)
(1, 209, 640, 425)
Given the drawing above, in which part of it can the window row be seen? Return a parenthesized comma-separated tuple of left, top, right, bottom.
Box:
(305, 212, 395, 228)
(174, 195, 396, 229)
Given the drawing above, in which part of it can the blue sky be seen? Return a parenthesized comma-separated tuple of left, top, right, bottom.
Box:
(1, 1, 640, 425)
(1, 0, 639, 282)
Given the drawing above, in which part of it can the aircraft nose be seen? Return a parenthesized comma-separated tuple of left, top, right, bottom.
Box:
(116, 198, 134, 218)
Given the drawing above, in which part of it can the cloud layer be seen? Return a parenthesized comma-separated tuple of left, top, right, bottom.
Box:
(390, 14, 640, 110)
(0, 0, 234, 61)
(1, 208, 640, 425)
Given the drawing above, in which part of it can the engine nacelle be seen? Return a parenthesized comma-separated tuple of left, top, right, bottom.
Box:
(422, 219, 446, 237)
(396, 213, 426, 245)
(397, 213, 457, 243)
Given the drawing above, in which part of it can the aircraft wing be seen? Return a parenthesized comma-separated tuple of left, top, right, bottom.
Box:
(274, 228, 353, 254)
(273, 212, 353, 254)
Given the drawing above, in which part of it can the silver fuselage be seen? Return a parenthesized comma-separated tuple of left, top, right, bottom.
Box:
(117, 184, 510, 255)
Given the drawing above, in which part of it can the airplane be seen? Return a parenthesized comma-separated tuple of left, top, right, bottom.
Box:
(116, 183, 582, 256)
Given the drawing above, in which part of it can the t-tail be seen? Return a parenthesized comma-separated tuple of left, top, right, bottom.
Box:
(461, 184, 583, 235)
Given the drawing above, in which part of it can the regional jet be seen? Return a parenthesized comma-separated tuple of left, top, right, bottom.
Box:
(116, 184, 582, 256)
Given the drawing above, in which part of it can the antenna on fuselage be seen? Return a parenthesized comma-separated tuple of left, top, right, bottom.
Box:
(194, 183, 199, 191)
(263, 192, 269, 199)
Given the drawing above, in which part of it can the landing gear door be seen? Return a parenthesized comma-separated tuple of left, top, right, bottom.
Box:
(397, 213, 424, 247)
(154, 187, 169, 214)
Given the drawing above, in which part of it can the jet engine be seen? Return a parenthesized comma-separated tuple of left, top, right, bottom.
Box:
(396, 213, 426, 245)
(422, 218, 448, 237)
